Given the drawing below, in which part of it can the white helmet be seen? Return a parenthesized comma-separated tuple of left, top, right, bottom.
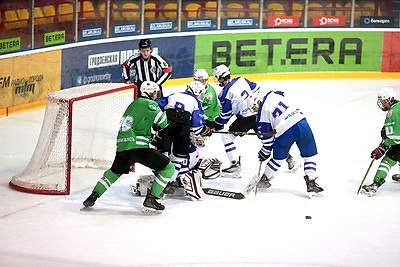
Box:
(377, 87, 396, 111)
(246, 92, 262, 113)
(194, 69, 209, 87)
(186, 81, 206, 102)
(140, 81, 161, 101)
(190, 132, 205, 148)
(213, 64, 231, 87)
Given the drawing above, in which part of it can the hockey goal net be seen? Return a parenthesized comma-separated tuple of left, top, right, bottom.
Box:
(9, 83, 137, 195)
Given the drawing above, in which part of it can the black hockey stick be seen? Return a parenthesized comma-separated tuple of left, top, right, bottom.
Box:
(203, 174, 262, 200)
(357, 155, 376, 195)
(211, 130, 276, 137)
(202, 188, 245, 199)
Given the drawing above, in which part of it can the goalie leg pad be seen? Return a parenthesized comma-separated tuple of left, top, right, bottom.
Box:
(131, 175, 156, 196)
(180, 170, 205, 200)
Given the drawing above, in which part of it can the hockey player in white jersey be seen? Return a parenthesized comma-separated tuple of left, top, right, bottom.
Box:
(156, 81, 212, 185)
(212, 64, 299, 177)
(212, 64, 259, 177)
(247, 90, 323, 198)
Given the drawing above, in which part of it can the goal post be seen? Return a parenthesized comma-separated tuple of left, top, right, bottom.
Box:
(9, 83, 138, 195)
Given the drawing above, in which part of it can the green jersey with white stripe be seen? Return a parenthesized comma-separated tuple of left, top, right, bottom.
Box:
(203, 84, 220, 122)
(116, 97, 168, 152)
(383, 102, 400, 147)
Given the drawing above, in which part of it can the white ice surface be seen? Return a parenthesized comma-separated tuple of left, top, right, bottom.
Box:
(1, 78, 400, 267)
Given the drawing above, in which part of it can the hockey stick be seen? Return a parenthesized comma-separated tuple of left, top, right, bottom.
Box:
(202, 187, 246, 199)
(356, 155, 376, 195)
(212, 130, 276, 137)
(203, 173, 263, 200)
(254, 161, 262, 196)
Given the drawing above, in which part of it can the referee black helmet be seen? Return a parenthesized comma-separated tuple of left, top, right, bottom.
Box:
(139, 39, 152, 49)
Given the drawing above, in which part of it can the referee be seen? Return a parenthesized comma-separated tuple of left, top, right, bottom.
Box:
(122, 39, 172, 97)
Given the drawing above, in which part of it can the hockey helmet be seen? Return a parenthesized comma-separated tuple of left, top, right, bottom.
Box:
(186, 81, 206, 102)
(246, 92, 263, 113)
(377, 87, 397, 111)
(140, 81, 161, 101)
(190, 132, 205, 148)
(139, 39, 152, 49)
(213, 64, 231, 87)
(194, 69, 209, 87)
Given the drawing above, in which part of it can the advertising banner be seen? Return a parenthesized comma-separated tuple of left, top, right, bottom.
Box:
(360, 16, 395, 28)
(267, 16, 300, 27)
(61, 36, 195, 89)
(0, 50, 61, 108)
(0, 37, 21, 54)
(382, 31, 400, 72)
(312, 16, 346, 27)
(195, 31, 382, 74)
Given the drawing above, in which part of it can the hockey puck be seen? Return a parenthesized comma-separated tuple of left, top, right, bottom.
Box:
(305, 216, 312, 219)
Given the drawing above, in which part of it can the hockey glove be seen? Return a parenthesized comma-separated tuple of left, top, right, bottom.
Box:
(152, 123, 162, 132)
(200, 126, 212, 137)
(214, 121, 224, 131)
(258, 147, 271, 162)
(371, 144, 389, 160)
(381, 127, 387, 139)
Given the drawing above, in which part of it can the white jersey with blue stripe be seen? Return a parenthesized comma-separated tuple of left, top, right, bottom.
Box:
(217, 77, 259, 124)
(257, 91, 305, 150)
(158, 92, 205, 135)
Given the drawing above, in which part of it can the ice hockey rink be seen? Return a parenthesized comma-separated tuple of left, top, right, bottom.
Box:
(1, 77, 400, 266)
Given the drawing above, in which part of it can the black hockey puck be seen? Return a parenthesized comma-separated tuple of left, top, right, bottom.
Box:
(305, 216, 312, 219)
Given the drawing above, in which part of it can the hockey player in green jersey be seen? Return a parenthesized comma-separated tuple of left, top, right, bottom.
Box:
(194, 69, 220, 128)
(362, 87, 400, 196)
(83, 81, 175, 213)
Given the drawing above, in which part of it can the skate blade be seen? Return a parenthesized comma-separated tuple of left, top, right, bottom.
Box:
(80, 205, 92, 211)
(141, 206, 163, 214)
(308, 192, 324, 198)
(221, 172, 241, 178)
(360, 189, 375, 197)
(287, 164, 301, 173)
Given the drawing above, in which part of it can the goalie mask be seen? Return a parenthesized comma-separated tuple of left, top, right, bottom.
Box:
(140, 81, 161, 101)
(213, 64, 231, 87)
(194, 69, 209, 88)
(190, 132, 205, 148)
(186, 81, 206, 102)
(377, 87, 397, 111)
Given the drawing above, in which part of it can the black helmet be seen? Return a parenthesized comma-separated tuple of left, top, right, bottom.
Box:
(139, 39, 151, 49)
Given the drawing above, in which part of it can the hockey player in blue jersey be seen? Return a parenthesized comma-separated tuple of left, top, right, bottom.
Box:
(247, 90, 323, 198)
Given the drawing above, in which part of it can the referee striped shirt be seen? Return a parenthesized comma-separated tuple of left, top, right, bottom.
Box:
(122, 52, 172, 87)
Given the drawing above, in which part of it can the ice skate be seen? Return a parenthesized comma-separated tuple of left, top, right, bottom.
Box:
(286, 155, 300, 173)
(160, 181, 185, 198)
(82, 192, 99, 208)
(392, 174, 400, 181)
(221, 157, 241, 178)
(142, 190, 165, 214)
(361, 179, 385, 197)
(256, 174, 272, 192)
(304, 176, 324, 198)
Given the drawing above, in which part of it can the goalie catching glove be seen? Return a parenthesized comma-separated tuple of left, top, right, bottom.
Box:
(198, 157, 222, 179)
